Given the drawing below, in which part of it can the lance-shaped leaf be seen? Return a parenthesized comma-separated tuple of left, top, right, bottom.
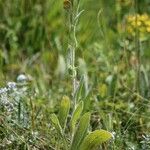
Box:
(58, 96, 70, 129)
(79, 129, 113, 150)
(70, 101, 84, 134)
(70, 112, 91, 150)
(74, 76, 84, 102)
(50, 114, 63, 137)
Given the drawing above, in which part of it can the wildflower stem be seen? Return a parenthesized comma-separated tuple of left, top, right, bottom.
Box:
(67, 0, 81, 106)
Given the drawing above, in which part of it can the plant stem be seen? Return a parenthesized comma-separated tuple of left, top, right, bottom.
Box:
(134, 0, 141, 93)
(67, 0, 80, 106)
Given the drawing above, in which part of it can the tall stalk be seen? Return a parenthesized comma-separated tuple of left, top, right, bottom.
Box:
(64, 0, 82, 106)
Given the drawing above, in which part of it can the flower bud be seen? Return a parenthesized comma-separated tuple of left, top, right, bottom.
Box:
(63, 0, 71, 10)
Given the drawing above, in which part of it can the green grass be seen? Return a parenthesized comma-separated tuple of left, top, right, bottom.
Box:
(0, 0, 150, 149)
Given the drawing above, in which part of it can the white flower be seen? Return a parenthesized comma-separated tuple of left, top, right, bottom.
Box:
(7, 82, 16, 90)
(105, 75, 113, 84)
(17, 74, 28, 82)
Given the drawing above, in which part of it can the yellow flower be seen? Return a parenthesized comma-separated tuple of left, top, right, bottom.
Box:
(145, 20, 150, 26)
(135, 14, 141, 20)
(146, 27, 150, 32)
(140, 14, 149, 21)
(127, 15, 136, 22)
(131, 20, 141, 27)
(127, 26, 133, 33)
(139, 27, 146, 33)
(124, 13, 150, 37)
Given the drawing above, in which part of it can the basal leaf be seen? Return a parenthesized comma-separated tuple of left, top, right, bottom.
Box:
(79, 129, 112, 150)
(70, 112, 91, 150)
(58, 96, 70, 129)
(70, 101, 84, 134)
(50, 114, 63, 137)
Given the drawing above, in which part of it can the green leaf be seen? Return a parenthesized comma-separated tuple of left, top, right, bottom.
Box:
(74, 76, 84, 102)
(50, 114, 63, 137)
(99, 83, 107, 98)
(58, 96, 70, 129)
(70, 101, 84, 134)
(107, 74, 117, 96)
(70, 112, 91, 150)
(79, 130, 113, 150)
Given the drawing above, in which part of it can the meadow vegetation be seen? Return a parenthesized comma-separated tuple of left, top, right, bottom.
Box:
(0, 0, 150, 149)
